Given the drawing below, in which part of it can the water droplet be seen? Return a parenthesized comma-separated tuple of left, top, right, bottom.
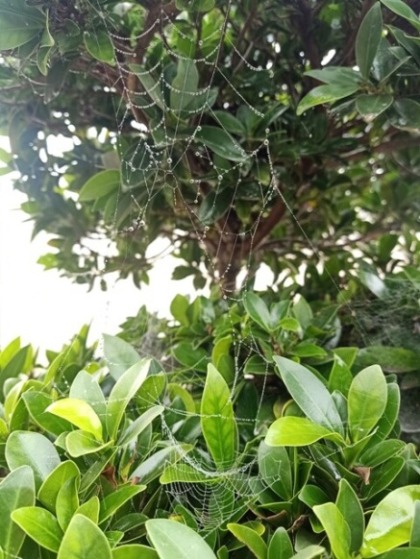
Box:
(265, 128, 270, 134)
(167, 157, 172, 164)
(263, 139, 269, 145)
(196, 125, 202, 131)
(218, 175, 223, 181)
(139, 219, 145, 227)
(198, 40, 203, 46)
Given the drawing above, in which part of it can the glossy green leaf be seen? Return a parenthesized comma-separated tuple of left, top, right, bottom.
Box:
(65, 430, 114, 457)
(328, 355, 353, 396)
(227, 523, 267, 559)
(171, 58, 199, 111)
(361, 486, 420, 557)
(79, 170, 120, 202)
(47, 398, 103, 440)
(268, 527, 293, 559)
(305, 67, 361, 85)
(0, 466, 35, 557)
(70, 370, 107, 424)
(198, 189, 233, 226)
(6, 431, 61, 490)
(201, 364, 238, 470)
(362, 457, 405, 501)
(118, 405, 164, 446)
(99, 484, 146, 523)
(83, 29, 115, 65)
(146, 519, 217, 559)
(113, 544, 159, 559)
(130, 444, 192, 485)
(356, 94, 393, 120)
(258, 442, 292, 500)
(348, 365, 387, 442)
(57, 514, 112, 559)
(23, 392, 73, 436)
(313, 502, 352, 559)
(0, 3, 44, 51)
(291, 547, 325, 559)
(273, 357, 343, 433)
(244, 292, 274, 332)
(266, 416, 344, 447)
(107, 358, 151, 440)
(195, 126, 246, 162)
(297, 84, 359, 115)
(356, 3, 383, 78)
(360, 439, 405, 467)
(336, 479, 364, 552)
(380, 0, 420, 30)
(38, 461, 80, 513)
(11, 506, 63, 552)
(299, 485, 329, 508)
(56, 477, 79, 531)
(75, 496, 100, 524)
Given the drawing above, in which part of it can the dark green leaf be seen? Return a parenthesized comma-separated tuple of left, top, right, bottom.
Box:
(336, 479, 364, 552)
(83, 29, 115, 65)
(381, 0, 420, 30)
(356, 3, 383, 78)
(195, 126, 246, 161)
(356, 94, 393, 120)
(198, 189, 232, 226)
(79, 170, 120, 202)
(297, 84, 359, 115)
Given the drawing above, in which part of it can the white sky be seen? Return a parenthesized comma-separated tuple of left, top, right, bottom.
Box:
(0, 171, 196, 357)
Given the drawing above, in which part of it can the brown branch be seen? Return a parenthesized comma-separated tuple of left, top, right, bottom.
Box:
(243, 196, 287, 253)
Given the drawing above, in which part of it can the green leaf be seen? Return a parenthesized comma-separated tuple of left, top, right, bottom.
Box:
(380, 0, 420, 30)
(78, 170, 120, 202)
(56, 477, 79, 531)
(0, 466, 35, 557)
(118, 405, 164, 446)
(23, 392, 73, 436)
(361, 486, 420, 556)
(195, 126, 246, 162)
(75, 497, 100, 524)
(113, 544, 159, 559)
(57, 514, 112, 559)
(47, 398, 103, 440)
(130, 444, 192, 485)
(394, 99, 420, 130)
(359, 439, 405, 467)
(70, 370, 107, 422)
(6, 431, 61, 490)
(160, 462, 218, 484)
(201, 364, 238, 470)
(265, 416, 344, 447)
(171, 58, 199, 112)
(0, 6, 44, 51)
(291, 547, 325, 559)
(258, 442, 292, 500)
(83, 29, 115, 65)
(348, 365, 387, 442)
(198, 189, 232, 226)
(103, 334, 140, 381)
(244, 292, 274, 332)
(11, 506, 63, 552)
(381, 549, 420, 559)
(369, 382, 400, 444)
(65, 430, 113, 457)
(410, 501, 420, 547)
(313, 502, 352, 559)
(297, 84, 359, 115)
(227, 523, 267, 559)
(107, 358, 151, 440)
(99, 485, 146, 523)
(212, 111, 247, 135)
(356, 3, 383, 78)
(131, 67, 165, 109)
(305, 67, 361, 85)
(356, 94, 393, 120)
(336, 479, 364, 553)
(273, 357, 343, 434)
(268, 527, 293, 559)
(146, 519, 217, 559)
(176, 0, 215, 11)
(38, 461, 80, 513)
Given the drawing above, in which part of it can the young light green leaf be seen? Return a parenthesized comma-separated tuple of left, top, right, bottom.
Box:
(273, 356, 343, 434)
(56, 477, 79, 531)
(146, 519, 217, 559)
(369, 382, 400, 444)
(348, 365, 387, 442)
(336, 479, 364, 552)
(201, 364, 238, 470)
(65, 430, 113, 458)
(107, 358, 151, 440)
(227, 523, 267, 559)
(75, 496, 100, 524)
(38, 461, 80, 513)
(11, 506, 63, 552)
(297, 84, 359, 115)
(47, 398, 103, 441)
(99, 485, 146, 523)
(6, 431, 61, 490)
(57, 514, 112, 559)
(78, 170, 120, 202)
(361, 486, 420, 557)
(268, 527, 293, 559)
(410, 501, 420, 547)
(23, 391, 73, 436)
(265, 416, 344, 447)
(356, 3, 383, 78)
(291, 546, 325, 559)
(313, 502, 352, 559)
(70, 370, 107, 424)
(0, 466, 35, 557)
(113, 544, 159, 559)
